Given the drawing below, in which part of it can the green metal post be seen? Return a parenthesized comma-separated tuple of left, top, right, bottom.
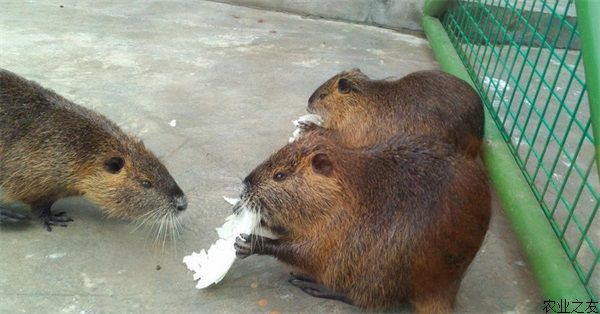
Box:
(423, 0, 451, 18)
(575, 0, 600, 178)
(422, 0, 591, 301)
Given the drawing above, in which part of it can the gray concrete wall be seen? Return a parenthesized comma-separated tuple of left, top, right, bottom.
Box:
(211, 0, 426, 32)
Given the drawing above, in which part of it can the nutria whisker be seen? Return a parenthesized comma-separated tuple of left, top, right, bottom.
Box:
(173, 213, 183, 238)
(154, 212, 177, 249)
(155, 216, 165, 246)
(130, 208, 180, 249)
(153, 215, 168, 248)
(170, 213, 178, 248)
(130, 208, 163, 234)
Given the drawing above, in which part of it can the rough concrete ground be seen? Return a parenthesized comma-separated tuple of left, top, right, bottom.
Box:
(0, 1, 541, 313)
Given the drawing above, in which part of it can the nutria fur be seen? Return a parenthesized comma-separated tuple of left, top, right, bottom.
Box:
(0, 69, 187, 230)
(307, 69, 484, 157)
(234, 129, 491, 312)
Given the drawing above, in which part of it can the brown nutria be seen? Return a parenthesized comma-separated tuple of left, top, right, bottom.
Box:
(234, 129, 491, 312)
(0, 69, 187, 231)
(306, 69, 484, 157)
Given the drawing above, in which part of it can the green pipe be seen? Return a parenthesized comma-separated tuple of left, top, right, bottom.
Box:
(423, 0, 452, 18)
(422, 12, 590, 301)
(422, 16, 473, 86)
(575, 0, 600, 179)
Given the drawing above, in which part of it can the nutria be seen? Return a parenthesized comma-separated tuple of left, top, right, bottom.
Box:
(0, 69, 187, 230)
(234, 129, 491, 312)
(306, 69, 484, 157)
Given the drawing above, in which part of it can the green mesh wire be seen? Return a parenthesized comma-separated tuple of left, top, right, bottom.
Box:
(440, 0, 598, 300)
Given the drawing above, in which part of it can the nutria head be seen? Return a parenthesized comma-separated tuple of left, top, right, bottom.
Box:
(77, 136, 187, 222)
(307, 68, 371, 126)
(239, 133, 348, 238)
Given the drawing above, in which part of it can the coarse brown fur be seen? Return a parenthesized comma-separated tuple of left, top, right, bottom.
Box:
(307, 69, 484, 157)
(0, 69, 187, 229)
(235, 129, 491, 312)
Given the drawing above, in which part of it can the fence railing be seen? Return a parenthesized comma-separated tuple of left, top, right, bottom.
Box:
(423, 0, 599, 302)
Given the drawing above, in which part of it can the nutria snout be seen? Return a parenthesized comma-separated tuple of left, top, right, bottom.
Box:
(175, 197, 188, 212)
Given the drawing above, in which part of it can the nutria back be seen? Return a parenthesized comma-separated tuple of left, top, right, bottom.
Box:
(307, 69, 484, 157)
(0, 69, 186, 224)
(239, 129, 491, 311)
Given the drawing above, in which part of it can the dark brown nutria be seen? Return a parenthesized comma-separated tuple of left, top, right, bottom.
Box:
(234, 129, 491, 312)
(0, 69, 187, 231)
(306, 69, 484, 157)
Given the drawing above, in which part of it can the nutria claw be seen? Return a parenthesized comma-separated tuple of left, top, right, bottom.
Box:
(40, 211, 73, 232)
(289, 272, 316, 282)
(234, 233, 255, 259)
(0, 208, 30, 224)
(289, 277, 353, 305)
(297, 120, 319, 131)
(234, 233, 277, 259)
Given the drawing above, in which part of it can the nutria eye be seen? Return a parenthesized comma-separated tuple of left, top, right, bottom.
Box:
(319, 93, 326, 100)
(338, 78, 353, 94)
(141, 180, 152, 188)
(273, 172, 287, 182)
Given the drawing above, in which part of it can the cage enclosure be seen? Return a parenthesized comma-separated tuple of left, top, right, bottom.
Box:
(422, 0, 599, 302)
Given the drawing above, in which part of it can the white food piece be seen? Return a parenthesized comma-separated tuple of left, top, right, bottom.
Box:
(183, 204, 258, 289)
(169, 119, 177, 127)
(222, 196, 240, 206)
(288, 114, 323, 143)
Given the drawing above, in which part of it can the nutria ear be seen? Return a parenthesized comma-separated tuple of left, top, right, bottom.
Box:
(337, 78, 354, 94)
(311, 153, 333, 176)
(104, 156, 125, 174)
(350, 68, 362, 73)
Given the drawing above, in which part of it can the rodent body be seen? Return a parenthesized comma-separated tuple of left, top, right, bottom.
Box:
(307, 69, 484, 157)
(235, 129, 491, 312)
(0, 69, 187, 230)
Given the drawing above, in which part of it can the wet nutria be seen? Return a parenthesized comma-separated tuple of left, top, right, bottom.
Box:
(306, 69, 484, 157)
(0, 69, 187, 230)
(234, 129, 491, 312)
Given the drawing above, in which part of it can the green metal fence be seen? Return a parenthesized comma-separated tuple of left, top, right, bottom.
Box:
(423, 0, 599, 302)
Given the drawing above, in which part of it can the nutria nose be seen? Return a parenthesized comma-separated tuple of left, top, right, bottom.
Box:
(307, 92, 317, 109)
(242, 173, 254, 189)
(240, 177, 252, 200)
(175, 197, 187, 211)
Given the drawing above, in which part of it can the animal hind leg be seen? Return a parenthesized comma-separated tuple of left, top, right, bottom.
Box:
(0, 206, 30, 224)
(289, 272, 317, 282)
(289, 275, 354, 305)
(410, 281, 460, 314)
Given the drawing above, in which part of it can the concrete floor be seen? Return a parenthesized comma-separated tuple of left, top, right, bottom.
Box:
(0, 1, 541, 313)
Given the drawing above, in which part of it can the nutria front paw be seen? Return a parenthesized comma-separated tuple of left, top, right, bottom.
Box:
(297, 120, 320, 131)
(40, 211, 73, 232)
(0, 208, 30, 224)
(290, 120, 325, 143)
(234, 233, 253, 259)
(234, 233, 276, 259)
